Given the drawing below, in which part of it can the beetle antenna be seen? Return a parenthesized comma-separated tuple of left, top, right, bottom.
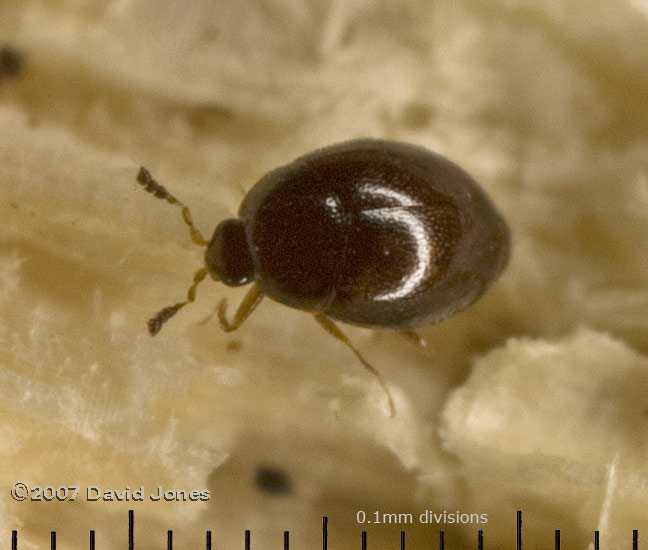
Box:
(136, 166, 208, 247)
(148, 267, 208, 335)
(313, 313, 396, 417)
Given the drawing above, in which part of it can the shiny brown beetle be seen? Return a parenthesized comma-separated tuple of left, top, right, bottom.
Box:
(137, 139, 510, 415)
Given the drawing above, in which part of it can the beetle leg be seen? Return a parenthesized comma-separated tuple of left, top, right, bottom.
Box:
(218, 284, 265, 332)
(136, 166, 208, 247)
(148, 267, 209, 335)
(313, 313, 395, 417)
(400, 329, 432, 352)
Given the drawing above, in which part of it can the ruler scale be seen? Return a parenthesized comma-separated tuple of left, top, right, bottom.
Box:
(128, 509, 133, 550)
(323, 516, 328, 550)
(6, 510, 641, 548)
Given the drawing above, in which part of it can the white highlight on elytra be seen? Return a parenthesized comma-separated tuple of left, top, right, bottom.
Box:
(324, 195, 344, 222)
(324, 196, 339, 212)
(358, 182, 432, 301)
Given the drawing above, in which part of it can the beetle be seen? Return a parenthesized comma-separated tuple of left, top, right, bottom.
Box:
(137, 139, 510, 415)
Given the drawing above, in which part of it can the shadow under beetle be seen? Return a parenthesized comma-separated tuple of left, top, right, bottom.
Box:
(136, 139, 510, 416)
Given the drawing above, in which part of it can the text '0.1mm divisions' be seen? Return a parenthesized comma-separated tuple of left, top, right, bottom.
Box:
(356, 511, 489, 525)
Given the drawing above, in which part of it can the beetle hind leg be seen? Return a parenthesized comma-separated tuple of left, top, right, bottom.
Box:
(313, 313, 395, 417)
